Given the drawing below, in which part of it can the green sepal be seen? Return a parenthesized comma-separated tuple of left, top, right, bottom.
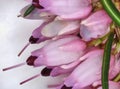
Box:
(23, 5, 35, 17)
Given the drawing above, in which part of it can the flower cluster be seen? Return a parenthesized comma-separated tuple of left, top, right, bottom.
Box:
(3, 0, 120, 89)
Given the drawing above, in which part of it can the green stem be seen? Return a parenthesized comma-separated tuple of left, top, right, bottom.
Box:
(100, 0, 120, 26)
(102, 31, 114, 89)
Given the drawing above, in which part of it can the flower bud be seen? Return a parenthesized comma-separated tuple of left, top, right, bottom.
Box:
(29, 36, 86, 67)
(80, 10, 112, 41)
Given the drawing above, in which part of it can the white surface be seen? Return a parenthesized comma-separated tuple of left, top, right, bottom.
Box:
(0, 0, 60, 89)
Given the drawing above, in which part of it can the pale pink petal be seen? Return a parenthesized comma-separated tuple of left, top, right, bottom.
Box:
(41, 20, 80, 37)
(64, 49, 103, 88)
(39, 0, 92, 19)
(58, 6, 92, 20)
(64, 49, 115, 88)
(31, 20, 53, 43)
(33, 36, 86, 67)
(50, 60, 80, 77)
(80, 10, 112, 41)
(72, 84, 93, 89)
(50, 67, 73, 77)
(20, 5, 55, 20)
(109, 59, 120, 79)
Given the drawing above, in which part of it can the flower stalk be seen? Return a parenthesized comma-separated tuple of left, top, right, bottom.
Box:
(102, 26, 114, 89)
(100, 0, 120, 26)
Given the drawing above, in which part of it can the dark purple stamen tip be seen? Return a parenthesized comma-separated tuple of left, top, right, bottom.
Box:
(26, 56, 37, 66)
(32, 4, 44, 9)
(61, 85, 72, 89)
(29, 36, 39, 44)
(41, 67, 52, 76)
(32, 0, 44, 9)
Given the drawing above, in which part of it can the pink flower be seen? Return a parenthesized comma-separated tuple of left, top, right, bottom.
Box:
(57, 84, 93, 89)
(50, 61, 79, 77)
(109, 58, 120, 79)
(29, 20, 53, 44)
(41, 20, 80, 37)
(39, 0, 92, 20)
(24, 0, 92, 20)
(80, 10, 112, 41)
(4, 0, 120, 89)
(18, 17, 54, 56)
(20, 5, 55, 20)
(26, 35, 86, 67)
(63, 49, 115, 88)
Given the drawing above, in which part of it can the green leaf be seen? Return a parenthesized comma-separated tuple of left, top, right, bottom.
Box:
(23, 5, 35, 17)
(102, 31, 114, 89)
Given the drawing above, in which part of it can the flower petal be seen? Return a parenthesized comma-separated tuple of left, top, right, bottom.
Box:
(80, 10, 112, 41)
(33, 36, 86, 67)
(39, 0, 92, 19)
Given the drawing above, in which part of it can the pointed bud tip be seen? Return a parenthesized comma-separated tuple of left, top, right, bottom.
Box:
(29, 36, 39, 44)
(26, 56, 37, 66)
(61, 85, 72, 89)
(41, 67, 52, 76)
(32, 0, 44, 9)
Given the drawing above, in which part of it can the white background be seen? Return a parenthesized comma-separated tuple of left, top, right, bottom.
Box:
(0, 0, 60, 89)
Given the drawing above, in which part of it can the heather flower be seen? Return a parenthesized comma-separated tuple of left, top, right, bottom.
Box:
(28, 21, 52, 44)
(18, 18, 54, 56)
(3, 0, 120, 89)
(50, 60, 79, 77)
(56, 84, 93, 89)
(26, 35, 86, 67)
(27, 18, 80, 44)
(20, 5, 56, 20)
(25, 0, 92, 20)
(40, 20, 80, 37)
(80, 10, 112, 41)
(39, 0, 92, 20)
(18, 17, 80, 56)
(63, 49, 115, 88)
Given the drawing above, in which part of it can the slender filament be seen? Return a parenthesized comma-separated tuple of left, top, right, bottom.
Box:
(3, 62, 26, 71)
(18, 42, 30, 56)
(20, 74, 40, 85)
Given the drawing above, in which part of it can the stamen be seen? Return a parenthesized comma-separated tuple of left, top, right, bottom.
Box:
(20, 74, 40, 85)
(3, 62, 26, 71)
(18, 42, 30, 56)
(48, 84, 61, 88)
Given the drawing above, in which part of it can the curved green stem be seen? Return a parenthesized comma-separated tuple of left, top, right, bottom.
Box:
(100, 0, 120, 26)
(102, 31, 114, 89)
